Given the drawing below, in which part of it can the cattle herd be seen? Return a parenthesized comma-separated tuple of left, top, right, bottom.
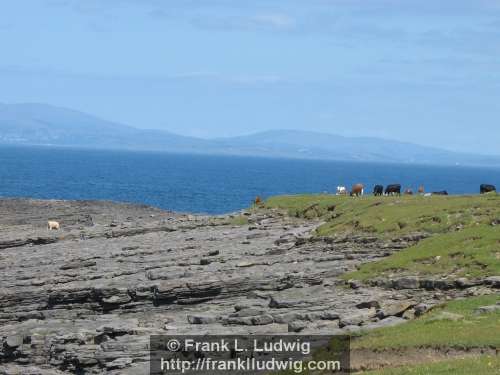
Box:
(50, 184, 499, 232)
(335, 183, 497, 197)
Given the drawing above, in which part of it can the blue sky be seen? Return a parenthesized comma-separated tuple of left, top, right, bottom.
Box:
(1, 0, 500, 154)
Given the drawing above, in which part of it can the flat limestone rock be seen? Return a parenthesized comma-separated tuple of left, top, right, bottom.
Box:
(376, 301, 414, 318)
(363, 316, 406, 330)
(5, 334, 24, 348)
(0, 198, 434, 374)
(339, 308, 377, 327)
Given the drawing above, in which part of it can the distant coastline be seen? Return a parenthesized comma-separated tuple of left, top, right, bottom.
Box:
(1, 141, 500, 170)
(2, 103, 500, 168)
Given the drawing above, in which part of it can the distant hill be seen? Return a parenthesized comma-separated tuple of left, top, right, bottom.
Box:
(1, 103, 499, 167)
(214, 130, 500, 166)
(0, 103, 212, 152)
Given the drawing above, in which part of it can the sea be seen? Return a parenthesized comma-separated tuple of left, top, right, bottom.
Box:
(0, 145, 498, 214)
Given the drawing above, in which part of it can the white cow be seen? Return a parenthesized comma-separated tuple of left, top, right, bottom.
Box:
(336, 186, 347, 195)
(47, 220, 60, 230)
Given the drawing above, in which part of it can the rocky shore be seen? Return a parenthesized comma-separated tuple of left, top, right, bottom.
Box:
(0, 199, 496, 374)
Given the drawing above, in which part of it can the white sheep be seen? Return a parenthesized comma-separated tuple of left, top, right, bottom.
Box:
(47, 220, 60, 230)
(336, 186, 347, 195)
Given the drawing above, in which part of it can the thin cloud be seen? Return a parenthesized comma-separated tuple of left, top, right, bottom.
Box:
(191, 13, 296, 32)
(0, 65, 286, 87)
(249, 14, 296, 30)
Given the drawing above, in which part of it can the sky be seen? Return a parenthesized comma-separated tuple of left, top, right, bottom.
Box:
(1, 0, 500, 155)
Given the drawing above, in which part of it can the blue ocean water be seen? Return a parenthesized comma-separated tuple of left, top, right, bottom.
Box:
(0, 145, 498, 214)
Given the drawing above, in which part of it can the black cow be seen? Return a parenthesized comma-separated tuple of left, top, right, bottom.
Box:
(385, 184, 401, 196)
(373, 185, 384, 196)
(432, 190, 448, 195)
(480, 184, 496, 194)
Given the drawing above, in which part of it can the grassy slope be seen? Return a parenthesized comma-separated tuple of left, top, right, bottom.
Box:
(265, 194, 500, 280)
(352, 295, 500, 350)
(293, 296, 499, 375)
(266, 194, 499, 238)
(265, 194, 500, 374)
(346, 225, 500, 280)
(360, 356, 500, 375)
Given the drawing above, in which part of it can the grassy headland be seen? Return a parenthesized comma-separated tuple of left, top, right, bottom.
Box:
(263, 194, 499, 374)
(265, 193, 499, 238)
(265, 194, 500, 281)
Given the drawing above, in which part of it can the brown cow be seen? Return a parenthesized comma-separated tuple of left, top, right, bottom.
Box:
(418, 185, 425, 194)
(350, 184, 364, 197)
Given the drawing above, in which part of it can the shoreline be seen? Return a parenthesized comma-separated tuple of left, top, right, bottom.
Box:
(0, 197, 498, 374)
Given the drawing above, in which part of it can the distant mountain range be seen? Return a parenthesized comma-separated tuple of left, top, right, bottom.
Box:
(1, 102, 499, 167)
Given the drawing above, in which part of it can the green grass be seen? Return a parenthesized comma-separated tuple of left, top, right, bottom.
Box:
(352, 295, 500, 350)
(359, 356, 500, 375)
(265, 194, 500, 238)
(265, 194, 500, 280)
(227, 215, 250, 226)
(344, 225, 500, 280)
(264, 195, 500, 374)
(277, 296, 500, 374)
(276, 296, 499, 374)
(264, 194, 339, 219)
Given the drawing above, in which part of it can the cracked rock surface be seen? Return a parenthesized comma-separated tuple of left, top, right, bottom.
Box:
(0, 199, 477, 374)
